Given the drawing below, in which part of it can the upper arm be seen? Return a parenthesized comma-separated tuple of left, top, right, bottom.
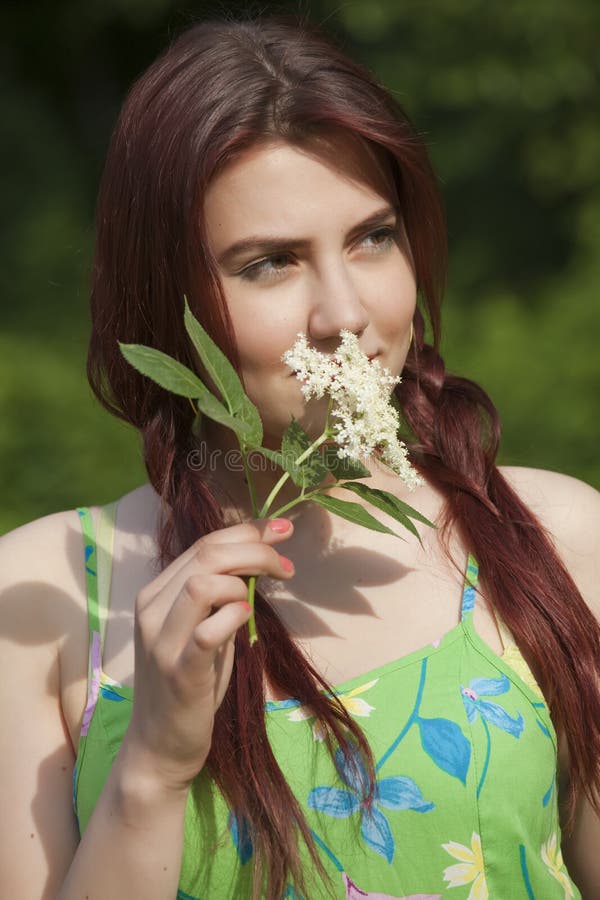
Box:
(500, 466, 600, 598)
(0, 512, 82, 899)
(500, 466, 600, 896)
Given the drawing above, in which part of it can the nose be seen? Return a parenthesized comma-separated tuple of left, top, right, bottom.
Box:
(307, 261, 370, 344)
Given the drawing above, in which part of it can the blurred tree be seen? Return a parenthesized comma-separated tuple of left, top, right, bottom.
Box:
(1, 0, 598, 533)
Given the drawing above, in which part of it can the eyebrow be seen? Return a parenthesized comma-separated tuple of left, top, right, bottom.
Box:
(217, 203, 399, 268)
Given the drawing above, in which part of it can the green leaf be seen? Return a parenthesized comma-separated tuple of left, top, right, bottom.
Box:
(119, 343, 208, 398)
(183, 297, 242, 409)
(310, 493, 402, 537)
(281, 416, 310, 458)
(281, 418, 328, 488)
(294, 455, 329, 489)
(183, 297, 263, 445)
(253, 445, 292, 480)
(255, 446, 286, 468)
(193, 391, 253, 439)
(322, 446, 371, 481)
(338, 482, 420, 542)
(236, 396, 263, 447)
(338, 481, 436, 545)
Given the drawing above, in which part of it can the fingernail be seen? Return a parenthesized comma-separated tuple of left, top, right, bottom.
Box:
(278, 554, 295, 573)
(269, 518, 291, 533)
(240, 601, 252, 613)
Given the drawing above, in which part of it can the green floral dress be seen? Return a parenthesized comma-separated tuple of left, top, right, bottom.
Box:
(73, 503, 580, 899)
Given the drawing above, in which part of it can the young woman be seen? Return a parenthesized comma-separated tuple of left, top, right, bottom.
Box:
(1, 13, 599, 900)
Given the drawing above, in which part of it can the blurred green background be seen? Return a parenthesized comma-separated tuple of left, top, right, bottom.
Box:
(2, 0, 598, 535)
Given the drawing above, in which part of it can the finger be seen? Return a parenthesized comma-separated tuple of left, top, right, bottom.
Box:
(139, 541, 293, 633)
(158, 573, 248, 658)
(177, 600, 251, 683)
(204, 517, 294, 546)
(139, 517, 294, 602)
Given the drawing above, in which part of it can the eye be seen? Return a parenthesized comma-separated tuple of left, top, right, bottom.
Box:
(358, 225, 400, 252)
(239, 253, 293, 283)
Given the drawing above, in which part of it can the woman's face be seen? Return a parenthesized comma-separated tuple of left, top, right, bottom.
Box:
(203, 136, 417, 448)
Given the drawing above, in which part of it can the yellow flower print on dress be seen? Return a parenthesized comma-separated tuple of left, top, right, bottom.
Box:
(441, 832, 488, 900)
(288, 679, 378, 741)
(541, 833, 575, 899)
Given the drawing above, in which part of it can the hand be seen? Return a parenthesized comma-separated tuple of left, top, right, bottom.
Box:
(121, 518, 295, 793)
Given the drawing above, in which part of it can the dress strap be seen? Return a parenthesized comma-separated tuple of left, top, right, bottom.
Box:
(460, 552, 479, 620)
(75, 502, 118, 737)
(76, 503, 118, 652)
(76, 507, 101, 641)
(95, 502, 118, 650)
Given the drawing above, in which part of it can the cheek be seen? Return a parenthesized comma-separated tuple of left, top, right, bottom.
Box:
(377, 264, 417, 331)
(236, 319, 297, 374)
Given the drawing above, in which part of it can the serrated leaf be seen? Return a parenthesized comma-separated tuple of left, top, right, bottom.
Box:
(310, 494, 401, 537)
(340, 482, 435, 528)
(293, 456, 329, 489)
(235, 396, 263, 447)
(322, 447, 371, 481)
(337, 482, 434, 545)
(281, 417, 311, 459)
(256, 446, 286, 468)
(281, 418, 328, 488)
(119, 343, 208, 398)
(183, 298, 263, 446)
(183, 297, 246, 412)
(193, 390, 253, 439)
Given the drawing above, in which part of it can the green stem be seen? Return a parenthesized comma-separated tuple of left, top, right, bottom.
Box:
(247, 576, 258, 646)
(239, 447, 261, 645)
(246, 485, 329, 645)
(241, 447, 259, 518)
(268, 487, 323, 520)
(257, 430, 331, 518)
(244, 398, 336, 646)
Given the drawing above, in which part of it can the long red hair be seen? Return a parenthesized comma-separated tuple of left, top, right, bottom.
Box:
(87, 11, 600, 899)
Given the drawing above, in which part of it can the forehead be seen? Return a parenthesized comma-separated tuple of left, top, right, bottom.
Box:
(203, 134, 397, 237)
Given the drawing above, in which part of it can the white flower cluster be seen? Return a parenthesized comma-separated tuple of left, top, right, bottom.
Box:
(281, 330, 423, 490)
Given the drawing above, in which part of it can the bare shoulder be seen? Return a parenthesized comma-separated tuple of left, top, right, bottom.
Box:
(499, 465, 600, 617)
(0, 482, 161, 642)
(0, 507, 89, 645)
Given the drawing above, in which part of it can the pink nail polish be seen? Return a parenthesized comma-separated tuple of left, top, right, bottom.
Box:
(278, 554, 295, 573)
(269, 518, 291, 533)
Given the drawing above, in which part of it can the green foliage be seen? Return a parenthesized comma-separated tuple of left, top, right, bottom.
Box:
(1, 0, 598, 535)
(322, 450, 371, 481)
(339, 481, 436, 543)
(119, 343, 209, 398)
(183, 297, 263, 446)
(309, 493, 402, 538)
(280, 418, 329, 489)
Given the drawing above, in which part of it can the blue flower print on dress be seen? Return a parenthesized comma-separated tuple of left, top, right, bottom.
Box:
(228, 810, 253, 864)
(461, 674, 525, 737)
(308, 746, 434, 863)
(460, 674, 524, 798)
(417, 717, 471, 785)
(99, 685, 125, 702)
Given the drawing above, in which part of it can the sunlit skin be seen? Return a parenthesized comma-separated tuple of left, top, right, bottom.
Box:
(201, 135, 417, 519)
